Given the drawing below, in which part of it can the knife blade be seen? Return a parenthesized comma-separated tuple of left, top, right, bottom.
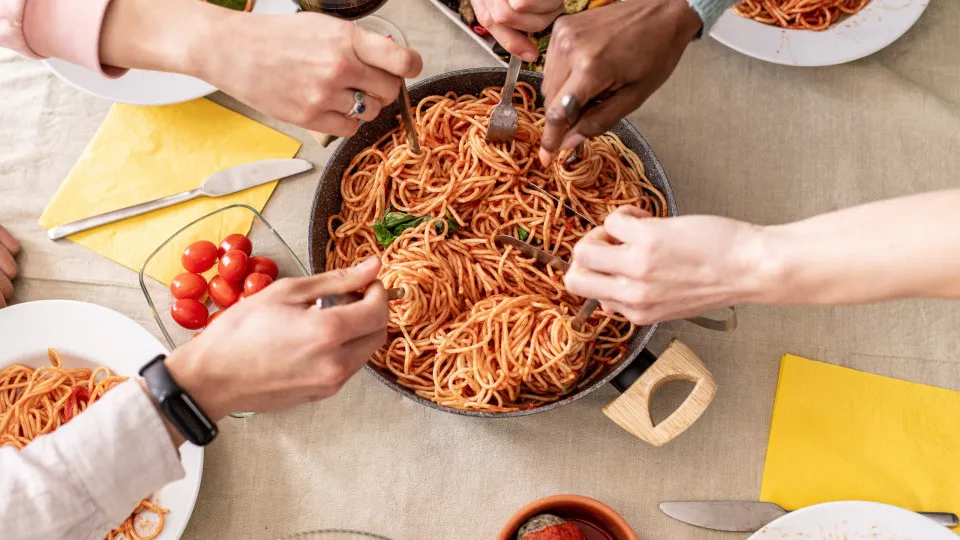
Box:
(660, 501, 960, 531)
(47, 159, 313, 240)
(660, 501, 786, 532)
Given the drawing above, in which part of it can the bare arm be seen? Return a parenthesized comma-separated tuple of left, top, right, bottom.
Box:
(761, 189, 960, 305)
(564, 190, 960, 325)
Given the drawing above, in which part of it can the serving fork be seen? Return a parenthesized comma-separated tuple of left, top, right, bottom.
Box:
(486, 55, 523, 143)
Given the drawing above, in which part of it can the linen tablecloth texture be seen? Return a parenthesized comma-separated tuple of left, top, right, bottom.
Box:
(1, 1, 959, 539)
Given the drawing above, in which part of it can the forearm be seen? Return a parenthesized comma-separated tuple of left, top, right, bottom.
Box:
(755, 190, 960, 305)
(99, 0, 231, 77)
(0, 381, 184, 540)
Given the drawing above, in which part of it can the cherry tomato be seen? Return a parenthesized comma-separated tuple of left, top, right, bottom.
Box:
(218, 250, 248, 283)
(171, 299, 208, 330)
(170, 272, 207, 301)
(243, 273, 273, 296)
(208, 275, 242, 308)
(181, 241, 218, 274)
(218, 234, 253, 258)
(247, 256, 279, 280)
(206, 309, 225, 328)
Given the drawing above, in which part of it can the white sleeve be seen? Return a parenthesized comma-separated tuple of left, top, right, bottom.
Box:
(0, 380, 185, 540)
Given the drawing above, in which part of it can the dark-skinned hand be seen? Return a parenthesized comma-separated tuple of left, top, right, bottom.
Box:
(539, 0, 703, 165)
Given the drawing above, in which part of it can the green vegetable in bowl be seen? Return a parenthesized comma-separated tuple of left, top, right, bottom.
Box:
(206, 0, 252, 11)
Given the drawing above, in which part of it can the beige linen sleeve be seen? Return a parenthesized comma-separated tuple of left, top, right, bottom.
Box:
(0, 380, 185, 540)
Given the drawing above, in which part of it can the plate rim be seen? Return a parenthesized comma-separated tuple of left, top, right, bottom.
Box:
(0, 299, 204, 540)
(709, 1, 930, 67)
(748, 500, 956, 539)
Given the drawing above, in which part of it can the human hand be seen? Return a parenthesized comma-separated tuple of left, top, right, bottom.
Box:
(472, 0, 564, 61)
(564, 207, 770, 325)
(0, 224, 20, 309)
(165, 257, 389, 419)
(195, 11, 423, 136)
(539, 0, 702, 164)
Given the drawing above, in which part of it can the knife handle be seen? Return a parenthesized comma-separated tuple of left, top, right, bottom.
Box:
(47, 189, 200, 241)
(603, 339, 717, 447)
(920, 512, 960, 527)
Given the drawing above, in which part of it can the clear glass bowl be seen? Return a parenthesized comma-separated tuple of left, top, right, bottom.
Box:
(139, 204, 308, 418)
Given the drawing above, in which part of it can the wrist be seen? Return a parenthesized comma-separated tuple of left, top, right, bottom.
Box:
(164, 344, 231, 422)
(183, 5, 247, 83)
(730, 223, 792, 305)
(674, 0, 707, 41)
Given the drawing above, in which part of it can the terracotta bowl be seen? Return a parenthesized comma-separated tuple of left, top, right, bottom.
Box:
(497, 495, 639, 540)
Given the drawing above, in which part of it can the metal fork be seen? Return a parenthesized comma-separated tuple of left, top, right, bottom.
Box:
(486, 55, 523, 143)
(562, 94, 585, 166)
(526, 183, 599, 227)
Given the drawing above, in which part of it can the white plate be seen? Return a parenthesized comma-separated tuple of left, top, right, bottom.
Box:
(749, 501, 956, 539)
(0, 300, 203, 540)
(44, 0, 299, 105)
(709, 0, 929, 67)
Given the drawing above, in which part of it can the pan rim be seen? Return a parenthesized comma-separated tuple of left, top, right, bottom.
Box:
(307, 68, 676, 418)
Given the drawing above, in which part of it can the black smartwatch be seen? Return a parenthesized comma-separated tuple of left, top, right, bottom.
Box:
(139, 354, 218, 446)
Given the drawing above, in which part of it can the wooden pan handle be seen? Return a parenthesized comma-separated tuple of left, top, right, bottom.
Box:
(602, 339, 717, 446)
(309, 130, 339, 148)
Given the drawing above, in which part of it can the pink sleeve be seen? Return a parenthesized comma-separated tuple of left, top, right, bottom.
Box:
(2, 0, 127, 78)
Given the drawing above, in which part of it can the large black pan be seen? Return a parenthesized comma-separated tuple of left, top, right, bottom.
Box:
(308, 68, 722, 446)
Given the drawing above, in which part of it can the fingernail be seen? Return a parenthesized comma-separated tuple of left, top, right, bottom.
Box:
(357, 256, 379, 270)
(522, 52, 538, 63)
(538, 148, 553, 166)
(562, 134, 585, 149)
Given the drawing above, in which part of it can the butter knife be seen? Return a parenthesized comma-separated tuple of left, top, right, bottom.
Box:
(660, 501, 959, 531)
(47, 159, 312, 241)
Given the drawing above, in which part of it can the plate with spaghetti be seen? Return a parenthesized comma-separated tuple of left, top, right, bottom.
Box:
(709, 0, 929, 66)
(308, 68, 732, 446)
(0, 300, 203, 540)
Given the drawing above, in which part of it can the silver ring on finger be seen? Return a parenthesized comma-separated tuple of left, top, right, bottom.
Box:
(347, 91, 366, 118)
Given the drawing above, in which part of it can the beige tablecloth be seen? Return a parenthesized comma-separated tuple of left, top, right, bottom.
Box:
(1, 1, 959, 539)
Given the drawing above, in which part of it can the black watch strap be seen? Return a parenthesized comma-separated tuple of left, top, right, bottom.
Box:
(139, 354, 218, 446)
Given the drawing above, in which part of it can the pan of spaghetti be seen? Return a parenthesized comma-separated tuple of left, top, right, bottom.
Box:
(308, 69, 728, 446)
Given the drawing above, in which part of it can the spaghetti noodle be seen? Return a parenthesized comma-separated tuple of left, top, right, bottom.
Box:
(0, 349, 169, 540)
(733, 0, 870, 31)
(326, 82, 667, 412)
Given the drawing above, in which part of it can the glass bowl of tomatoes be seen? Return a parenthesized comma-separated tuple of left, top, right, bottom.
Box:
(139, 204, 308, 390)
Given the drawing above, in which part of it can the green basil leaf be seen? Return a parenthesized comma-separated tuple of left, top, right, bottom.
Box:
(382, 212, 418, 232)
(373, 220, 398, 248)
(517, 227, 529, 242)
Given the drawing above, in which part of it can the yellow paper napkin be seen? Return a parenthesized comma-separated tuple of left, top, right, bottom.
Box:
(761, 354, 960, 533)
(39, 98, 301, 285)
